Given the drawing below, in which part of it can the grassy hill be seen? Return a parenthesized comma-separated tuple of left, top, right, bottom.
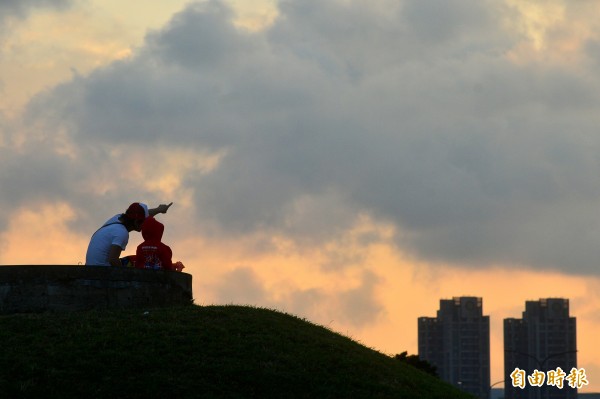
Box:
(0, 305, 474, 398)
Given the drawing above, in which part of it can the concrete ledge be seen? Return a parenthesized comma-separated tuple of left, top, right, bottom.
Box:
(0, 265, 193, 314)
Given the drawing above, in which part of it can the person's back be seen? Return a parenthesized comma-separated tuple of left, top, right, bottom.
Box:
(85, 215, 129, 266)
(136, 216, 173, 270)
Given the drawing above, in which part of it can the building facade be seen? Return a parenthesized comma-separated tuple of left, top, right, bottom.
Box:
(419, 296, 491, 399)
(504, 298, 577, 399)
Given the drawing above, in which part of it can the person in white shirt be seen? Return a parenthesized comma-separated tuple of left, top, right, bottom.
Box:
(85, 202, 172, 267)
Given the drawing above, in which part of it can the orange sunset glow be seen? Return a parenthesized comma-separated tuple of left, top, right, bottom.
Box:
(2, 0, 600, 395)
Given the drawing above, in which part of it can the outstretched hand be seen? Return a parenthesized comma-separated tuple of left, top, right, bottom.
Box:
(148, 202, 174, 217)
(157, 202, 173, 214)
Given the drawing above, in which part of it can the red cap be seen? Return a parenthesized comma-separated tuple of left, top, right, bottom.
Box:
(125, 202, 146, 221)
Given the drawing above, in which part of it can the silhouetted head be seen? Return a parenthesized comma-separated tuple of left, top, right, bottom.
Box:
(121, 202, 149, 232)
(141, 216, 164, 241)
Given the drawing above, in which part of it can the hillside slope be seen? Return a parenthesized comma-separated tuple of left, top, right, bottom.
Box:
(0, 305, 474, 398)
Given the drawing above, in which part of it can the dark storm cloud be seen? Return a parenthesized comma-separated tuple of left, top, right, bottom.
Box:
(0, 139, 84, 234)
(13, 0, 600, 274)
(401, 0, 493, 44)
(0, 0, 72, 23)
(147, 1, 253, 70)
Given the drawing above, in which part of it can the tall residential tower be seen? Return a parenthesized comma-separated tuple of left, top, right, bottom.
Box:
(504, 298, 577, 399)
(419, 296, 491, 399)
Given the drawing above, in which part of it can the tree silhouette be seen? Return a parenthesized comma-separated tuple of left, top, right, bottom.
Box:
(394, 351, 438, 377)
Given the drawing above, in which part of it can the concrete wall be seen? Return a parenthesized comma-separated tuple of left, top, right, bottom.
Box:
(0, 265, 193, 314)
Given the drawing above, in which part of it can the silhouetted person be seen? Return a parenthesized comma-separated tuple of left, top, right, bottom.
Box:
(85, 202, 172, 267)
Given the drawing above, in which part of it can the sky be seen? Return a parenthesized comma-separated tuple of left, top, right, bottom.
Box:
(2, 0, 600, 392)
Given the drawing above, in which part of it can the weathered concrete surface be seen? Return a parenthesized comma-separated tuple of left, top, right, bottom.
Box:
(0, 265, 193, 314)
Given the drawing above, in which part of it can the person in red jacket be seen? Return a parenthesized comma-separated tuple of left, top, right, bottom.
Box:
(136, 216, 177, 271)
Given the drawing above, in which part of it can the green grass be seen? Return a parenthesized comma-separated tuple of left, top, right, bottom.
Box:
(0, 305, 474, 398)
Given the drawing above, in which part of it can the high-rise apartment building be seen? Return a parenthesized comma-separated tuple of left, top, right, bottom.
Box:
(504, 298, 577, 399)
(419, 296, 491, 399)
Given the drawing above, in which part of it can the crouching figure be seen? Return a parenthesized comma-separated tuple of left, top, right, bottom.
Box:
(136, 216, 184, 271)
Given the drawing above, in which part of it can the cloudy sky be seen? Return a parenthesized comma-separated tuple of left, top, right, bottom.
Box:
(3, 0, 600, 391)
